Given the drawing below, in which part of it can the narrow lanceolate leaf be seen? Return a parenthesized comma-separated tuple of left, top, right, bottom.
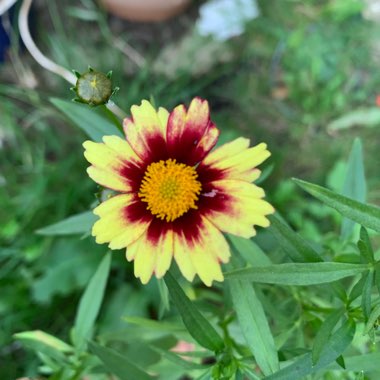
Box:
(358, 227, 374, 263)
(51, 98, 123, 142)
(312, 309, 344, 365)
(341, 138, 366, 239)
(224, 262, 369, 285)
(341, 352, 380, 371)
(89, 342, 153, 380)
(36, 211, 97, 236)
(267, 319, 355, 380)
(14, 330, 73, 363)
(361, 270, 374, 322)
(376, 264, 380, 295)
(349, 271, 369, 303)
(73, 253, 111, 348)
(164, 272, 224, 353)
(269, 214, 322, 263)
(293, 178, 380, 233)
(364, 302, 380, 334)
(230, 280, 279, 375)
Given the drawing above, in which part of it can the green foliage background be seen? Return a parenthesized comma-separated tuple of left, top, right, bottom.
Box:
(1, 0, 380, 379)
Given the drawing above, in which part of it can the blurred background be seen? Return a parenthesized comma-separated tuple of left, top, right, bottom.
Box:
(1, 0, 380, 378)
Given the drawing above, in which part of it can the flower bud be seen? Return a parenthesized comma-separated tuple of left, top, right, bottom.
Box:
(72, 67, 117, 106)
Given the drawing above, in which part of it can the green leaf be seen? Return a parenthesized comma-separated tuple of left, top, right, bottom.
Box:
(89, 341, 153, 380)
(293, 178, 380, 233)
(224, 262, 369, 285)
(36, 211, 96, 236)
(341, 139, 366, 239)
(376, 264, 380, 295)
(73, 253, 111, 348)
(358, 227, 374, 263)
(361, 270, 374, 322)
(269, 214, 322, 263)
(312, 308, 344, 365)
(349, 271, 369, 303)
(228, 235, 271, 266)
(51, 98, 123, 142)
(266, 319, 355, 379)
(230, 280, 279, 375)
(340, 352, 380, 371)
(14, 330, 73, 363)
(123, 316, 184, 332)
(157, 278, 170, 319)
(164, 272, 224, 352)
(364, 301, 380, 334)
(327, 107, 380, 132)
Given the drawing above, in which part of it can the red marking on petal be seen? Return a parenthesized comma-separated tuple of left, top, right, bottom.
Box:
(145, 209, 204, 248)
(197, 182, 233, 216)
(196, 163, 226, 184)
(144, 133, 169, 163)
(146, 217, 172, 245)
(376, 95, 380, 107)
(118, 161, 145, 193)
(167, 99, 218, 165)
(123, 198, 153, 224)
(172, 210, 203, 247)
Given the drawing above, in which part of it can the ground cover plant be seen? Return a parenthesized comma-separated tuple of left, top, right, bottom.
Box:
(1, 0, 380, 379)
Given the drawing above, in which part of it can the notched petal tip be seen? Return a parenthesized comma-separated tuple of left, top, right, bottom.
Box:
(187, 97, 210, 123)
(202, 272, 224, 287)
(82, 140, 98, 151)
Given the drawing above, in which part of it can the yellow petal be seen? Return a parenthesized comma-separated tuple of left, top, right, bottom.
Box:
(204, 180, 274, 238)
(123, 100, 169, 160)
(201, 138, 270, 182)
(132, 237, 157, 284)
(92, 194, 150, 249)
(174, 216, 230, 286)
(83, 137, 141, 192)
(166, 98, 218, 165)
(127, 226, 174, 284)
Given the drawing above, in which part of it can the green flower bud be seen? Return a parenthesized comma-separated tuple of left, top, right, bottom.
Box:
(72, 67, 118, 106)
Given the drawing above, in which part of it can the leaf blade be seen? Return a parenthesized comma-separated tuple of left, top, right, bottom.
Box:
(51, 98, 123, 141)
(230, 280, 279, 375)
(267, 319, 355, 380)
(164, 272, 224, 352)
(312, 308, 344, 365)
(224, 262, 369, 285)
(269, 213, 322, 263)
(73, 253, 111, 348)
(293, 178, 380, 233)
(341, 138, 366, 239)
(36, 211, 96, 236)
(89, 341, 153, 380)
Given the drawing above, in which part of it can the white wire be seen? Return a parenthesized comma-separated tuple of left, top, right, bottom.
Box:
(18, 0, 126, 119)
(0, 0, 18, 16)
(18, 0, 77, 84)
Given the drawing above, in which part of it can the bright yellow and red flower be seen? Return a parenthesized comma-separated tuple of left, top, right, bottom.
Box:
(83, 98, 274, 286)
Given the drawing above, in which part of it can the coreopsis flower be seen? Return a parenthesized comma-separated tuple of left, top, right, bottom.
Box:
(83, 98, 274, 286)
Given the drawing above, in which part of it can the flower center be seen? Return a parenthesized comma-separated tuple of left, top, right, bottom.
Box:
(138, 159, 202, 222)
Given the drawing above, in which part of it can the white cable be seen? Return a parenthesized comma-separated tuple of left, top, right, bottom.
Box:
(18, 0, 126, 119)
(19, 0, 77, 84)
(0, 0, 18, 16)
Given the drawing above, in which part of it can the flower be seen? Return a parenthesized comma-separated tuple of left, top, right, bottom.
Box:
(83, 98, 274, 286)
